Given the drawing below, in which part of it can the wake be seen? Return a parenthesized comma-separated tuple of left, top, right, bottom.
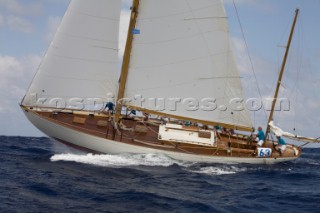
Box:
(50, 153, 187, 168)
(50, 152, 249, 176)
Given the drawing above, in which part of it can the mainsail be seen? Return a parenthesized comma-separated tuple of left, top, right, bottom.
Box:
(124, 0, 252, 130)
(23, 0, 121, 108)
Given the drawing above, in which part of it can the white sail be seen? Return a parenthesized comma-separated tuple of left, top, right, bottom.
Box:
(23, 0, 121, 108)
(124, 0, 252, 128)
(269, 122, 320, 143)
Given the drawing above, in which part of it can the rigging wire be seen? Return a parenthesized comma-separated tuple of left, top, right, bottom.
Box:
(290, 16, 304, 132)
(232, 0, 268, 122)
(275, 14, 303, 133)
(272, 21, 293, 121)
(274, 20, 292, 97)
(292, 37, 301, 133)
(271, 12, 304, 134)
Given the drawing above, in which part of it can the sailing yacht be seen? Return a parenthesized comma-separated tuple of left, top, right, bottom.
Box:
(21, 0, 316, 164)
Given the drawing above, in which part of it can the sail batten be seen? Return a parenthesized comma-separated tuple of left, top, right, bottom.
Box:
(124, 0, 252, 128)
(23, 0, 122, 107)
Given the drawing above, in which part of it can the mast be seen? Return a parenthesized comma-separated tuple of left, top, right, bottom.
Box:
(264, 9, 300, 144)
(115, 0, 140, 123)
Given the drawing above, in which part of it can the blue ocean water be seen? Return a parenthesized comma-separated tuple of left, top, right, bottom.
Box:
(0, 136, 319, 213)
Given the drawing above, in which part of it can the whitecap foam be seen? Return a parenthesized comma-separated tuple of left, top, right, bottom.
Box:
(189, 166, 247, 176)
(50, 153, 188, 168)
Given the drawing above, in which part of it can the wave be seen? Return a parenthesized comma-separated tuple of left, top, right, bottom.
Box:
(294, 157, 320, 166)
(50, 153, 188, 168)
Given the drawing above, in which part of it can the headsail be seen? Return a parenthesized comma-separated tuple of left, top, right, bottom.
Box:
(124, 0, 252, 130)
(269, 121, 320, 143)
(23, 0, 122, 108)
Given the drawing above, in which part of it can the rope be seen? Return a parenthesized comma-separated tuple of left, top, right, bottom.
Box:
(232, 0, 268, 121)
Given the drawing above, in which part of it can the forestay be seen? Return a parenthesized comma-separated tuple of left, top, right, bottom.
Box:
(23, 0, 121, 108)
(124, 0, 252, 129)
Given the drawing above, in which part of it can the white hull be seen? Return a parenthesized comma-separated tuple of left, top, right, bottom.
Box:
(24, 110, 299, 164)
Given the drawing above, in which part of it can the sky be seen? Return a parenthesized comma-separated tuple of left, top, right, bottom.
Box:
(0, 0, 320, 140)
